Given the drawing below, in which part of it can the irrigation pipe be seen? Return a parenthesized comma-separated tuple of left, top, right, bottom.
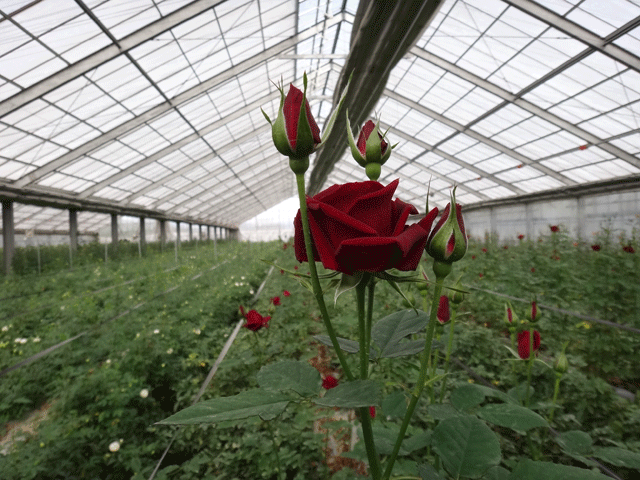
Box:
(0, 258, 233, 379)
(148, 265, 275, 480)
(465, 284, 640, 335)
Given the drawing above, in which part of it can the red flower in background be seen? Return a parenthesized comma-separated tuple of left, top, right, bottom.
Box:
(591, 245, 601, 251)
(517, 330, 541, 359)
(369, 406, 376, 419)
(243, 309, 271, 332)
(550, 225, 559, 232)
(322, 375, 338, 390)
(271, 296, 281, 306)
(283, 290, 291, 297)
(437, 295, 450, 324)
(531, 267, 536, 273)
(623, 245, 635, 254)
(518, 234, 525, 240)
(478, 273, 484, 278)
(294, 179, 438, 275)
(482, 248, 487, 253)
(503, 245, 509, 250)
(283, 243, 288, 250)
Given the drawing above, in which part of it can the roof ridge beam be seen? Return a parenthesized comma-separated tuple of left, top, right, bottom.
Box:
(502, 0, 640, 74)
(410, 47, 640, 169)
(13, 14, 345, 188)
(384, 89, 573, 186)
(0, 0, 228, 117)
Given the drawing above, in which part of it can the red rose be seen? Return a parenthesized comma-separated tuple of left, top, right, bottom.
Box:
(518, 234, 525, 240)
(518, 330, 541, 359)
(591, 244, 601, 251)
(623, 245, 635, 254)
(271, 296, 281, 306)
(243, 310, 271, 332)
(482, 248, 487, 253)
(283, 290, 291, 297)
(322, 375, 338, 390)
(369, 406, 376, 419)
(550, 225, 559, 232)
(294, 179, 437, 275)
(437, 295, 450, 324)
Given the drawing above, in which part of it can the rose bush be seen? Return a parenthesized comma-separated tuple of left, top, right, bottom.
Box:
(293, 179, 437, 275)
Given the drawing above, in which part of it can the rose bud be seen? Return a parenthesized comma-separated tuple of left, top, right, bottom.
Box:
(529, 301, 540, 323)
(243, 310, 271, 332)
(504, 303, 513, 325)
(426, 187, 467, 265)
(555, 351, 569, 375)
(265, 75, 321, 162)
(448, 275, 465, 305)
(517, 330, 541, 359)
(437, 295, 450, 324)
(550, 225, 559, 232)
(322, 375, 338, 390)
(346, 115, 393, 181)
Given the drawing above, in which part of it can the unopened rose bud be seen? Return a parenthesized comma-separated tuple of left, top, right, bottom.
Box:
(437, 295, 450, 324)
(426, 187, 467, 265)
(448, 275, 465, 305)
(555, 351, 569, 375)
(346, 115, 392, 181)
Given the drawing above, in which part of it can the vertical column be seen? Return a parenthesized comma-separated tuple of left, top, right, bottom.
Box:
(199, 224, 202, 241)
(576, 197, 585, 241)
(159, 219, 166, 246)
(525, 203, 534, 239)
(207, 225, 210, 240)
(2, 201, 15, 275)
(489, 207, 497, 242)
(139, 217, 146, 254)
(176, 221, 181, 246)
(111, 213, 118, 248)
(213, 226, 217, 240)
(69, 209, 78, 252)
(189, 223, 193, 242)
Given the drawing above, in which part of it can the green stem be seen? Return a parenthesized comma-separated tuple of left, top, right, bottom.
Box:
(382, 270, 448, 480)
(439, 305, 458, 402)
(548, 375, 561, 422)
(367, 278, 375, 362)
(265, 421, 284, 480)
(356, 276, 382, 480)
(295, 171, 354, 381)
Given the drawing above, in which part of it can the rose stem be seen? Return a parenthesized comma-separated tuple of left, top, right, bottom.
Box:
(294, 171, 354, 381)
(439, 303, 458, 402)
(356, 276, 382, 480)
(382, 264, 449, 480)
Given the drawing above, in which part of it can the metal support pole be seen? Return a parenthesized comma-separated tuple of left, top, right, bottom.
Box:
(111, 213, 118, 251)
(2, 201, 15, 275)
(525, 203, 534, 240)
(189, 223, 193, 242)
(159, 219, 166, 249)
(207, 225, 210, 241)
(69, 209, 78, 252)
(199, 224, 202, 241)
(139, 217, 146, 256)
(577, 196, 585, 241)
(176, 221, 181, 247)
(489, 207, 497, 243)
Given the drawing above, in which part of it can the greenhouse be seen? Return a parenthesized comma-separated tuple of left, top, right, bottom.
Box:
(1, 0, 639, 478)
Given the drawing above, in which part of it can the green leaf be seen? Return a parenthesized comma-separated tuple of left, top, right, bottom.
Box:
(403, 431, 432, 454)
(482, 466, 510, 480)
(157, 389, 290, 425)
(592, 446, 640, 469)
(371, 309, 429, 357)
(428, 403, 463, 420)
(382, 391, 407, 418)
(508, 383, 534, 403)
(556, 430, 593, 456)
(314, 379, 381, 408)
(508, 460, 610, 480)
(313, 334, 361, 354)
(257, 360, 321, 397)
(431, 415, 501, 479)
(418, 463, 445, 480)
(451, 384, 486, 411)
(477, 403, 548, 432)
(378, 339, 425, 358)
(335, 272, 364, 306)
(464, 383, 518, 404)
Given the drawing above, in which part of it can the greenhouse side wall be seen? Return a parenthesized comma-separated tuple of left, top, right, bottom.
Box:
(464, 188, 640, 243)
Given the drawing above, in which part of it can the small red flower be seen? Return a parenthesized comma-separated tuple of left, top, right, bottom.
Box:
(591, 244, 601, 251)
(283, 243, 288, 250)
(482, 248, 487, 253)
(437, 295, 450, 324)
(243, 310, 271, 332)
(478, 273, 484, 278)
(517, 330, 541, 359)
(507, 307, 513, 324)
(322, 375, 338, 390)
(531, 301, 538, 322)
(503, 245, 508, 250)
(294, 265, 299, 270)
(369, 406, 376, 419)
(531, 267, 535, 273)
(573, 242, 579, 247)
(623, 245, 635, 254)
(518, 234, 525, 240)
(280, 269, 285, 275)
(283, 290, 291, 297)
(471, 255, 476, 260)
(271, 296, 281, 306)
(550, 225, 559, 232)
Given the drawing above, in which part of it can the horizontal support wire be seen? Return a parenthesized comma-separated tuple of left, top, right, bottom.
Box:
(0, 257, 233, 379)
(148, 266, 275, 480)
(464, 284, 640, 335)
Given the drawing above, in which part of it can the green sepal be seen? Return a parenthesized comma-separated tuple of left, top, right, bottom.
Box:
(291, 72, 316, 159)
(346, 109, 367, 167)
